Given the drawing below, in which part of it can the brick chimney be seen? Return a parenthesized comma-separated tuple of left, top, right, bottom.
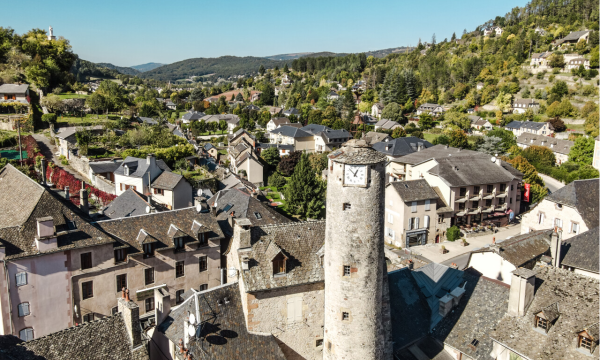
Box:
(154, 288, 170, 327)
(508, 268, 536, 317)
(118, 289, 142, 348)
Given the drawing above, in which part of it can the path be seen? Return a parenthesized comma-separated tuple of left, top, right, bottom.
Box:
(32, 133, 89, 183)
(539, 173, 565, 193)
(407, 223, 522, 264)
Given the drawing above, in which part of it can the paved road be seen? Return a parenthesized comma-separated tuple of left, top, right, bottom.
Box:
(539, 173, 565, 193)
(32, 133, 89, 183)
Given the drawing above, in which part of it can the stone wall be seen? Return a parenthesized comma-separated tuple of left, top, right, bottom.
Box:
(246, 283, 325, 360)
(67, 151, 91, 181)
(94, 175, 117, 195)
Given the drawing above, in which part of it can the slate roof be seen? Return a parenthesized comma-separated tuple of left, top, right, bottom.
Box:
(388, 179, 439, 202)
(363, 131, 392, 145)
(151, 170, 184, 190)
(0, 165, 118, 259)
(562, 30, 590, 41)
(207, 188, 291, 238)
(375, 119, 402, 130)
(328, 140, 388, 165)
(471, 229, 552, 269)
(560, 227, 599, 274)
(432, 269, 509, 360)
(95, 207, 224, 253)
(0, 84, 29, 93)
(204, 143, 216, 151)
(282, 107, 300, 116)
(301, 124, 331, 135)
(218, 174, 258, 192)
(490, 266, 600, 360)
(269, 125, 312, 138)
(55, 125, 103, 140)
(393, 144, 480, 165)
(102, 188, 152, 219)
(504, 120, 546, 131)
(545, 178, 599, 228)
(200, 114, 240, 124)
(241, 221, 325, 292)
(372, 137, 433, 157)
(230, 128, 256, 142)
(317, 129, 351, 142)
(245, 104, 260, 111)
(114, 156, 170, 178)
(256, 143, 295, 151)
(513, 98, 539, 106)
(517, 134, 574, 155)
(269, 117, 291, 127)
(0, 313, 146, 360)
(88, 160, 123, 174)
(158, 283, 286, 360)
(182, 111, 205, 121)
(428, 156, 522, 187)
(138, 116, 158, 125)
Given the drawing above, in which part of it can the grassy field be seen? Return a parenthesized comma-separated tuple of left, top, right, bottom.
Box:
(423, 132, 441, 143)
(90, 77, 122, 84)
(56, 93, 89, 99)
(56, 114, 117, 126)
(566, 123, 585, 132)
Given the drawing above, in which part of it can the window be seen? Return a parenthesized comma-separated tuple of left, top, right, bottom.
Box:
(327, 341, 332, 351)
(254, 212, 262, 219)
(536, 316, 548, 330)
(472, 201, 479, 208)
(116, 274, 127, 293)
(425, 199, 430, 211)
(342, 312, 349, 321)
(538, 212, 545, 224)
(80, 252, 92, 270)
(385, 227, 395, 240)
(199, 284, 208, 291)
(83, 313, 94, 322)
(485, 199, 492, 207)
(411, 201, 417, 213)
(176, 261, 185, 278)
(111, 307, 118, 315)
(198, 232, 207, 246)
(143, 243, 155, 258)
(287, 297, 302, 323)
(343, 265, 351, 276)
(16, 272, 27, 287)
(424, 215, 430, 229)
(579, 335, 594, 352)
(500, 184, 506, 192)
(459, 188, 467, 197)
(19, 328, 34, 341)
(571, 222, 580, 235)
(510, 198, 513, 204)
(511, 184, 514, 191)
(498, 197, 506, 205)
(145, 268, 154, 285)
(153, 188, 164, 196)
(174, 237, 184, 251)
(199, 256, 207, 272)
(554, 218, 563, 229)
(458, 202, 465, 211)
(145, 297, 155, 312)
(114, 248, 126, 263)
(18, 302, 30, 317)
(556, 203, 563, 210)
(316, 339, 324, 347)
(387, 213, 393, 224)
(82, 281, 93, 299)
(176, 290, 185, 304)
(438, 215, 444, 224)
(273, 254, 286, 275)
(473, 186, 480, 195)
(487, 185, 493, 193)
(343, 203, 351, 210)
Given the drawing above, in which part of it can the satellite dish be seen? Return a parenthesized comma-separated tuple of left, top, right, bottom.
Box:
(189, 313, 196, 325)
(188, 324, 196, 337)
(197, 189, 203, 196)
(145, 206, 151, 214)
(491, 156, 497, 163)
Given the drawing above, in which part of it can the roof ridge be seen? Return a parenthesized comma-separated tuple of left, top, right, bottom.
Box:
(20, 313, 120, 344)
(256, 220, 326, 229)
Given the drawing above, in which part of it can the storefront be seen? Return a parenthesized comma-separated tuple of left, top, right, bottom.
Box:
(405, 229, 428, 248)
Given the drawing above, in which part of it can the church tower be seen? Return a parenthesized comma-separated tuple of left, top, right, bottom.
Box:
(323, 139, 392, 360)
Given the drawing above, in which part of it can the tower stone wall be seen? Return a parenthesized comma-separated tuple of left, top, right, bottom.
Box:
(323, 140, 392, 360)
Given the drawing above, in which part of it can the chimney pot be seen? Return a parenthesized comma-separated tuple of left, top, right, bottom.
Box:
(65, 186, 70, 200)
(125, 289, 130, 302)
(122, 287, 126, 299)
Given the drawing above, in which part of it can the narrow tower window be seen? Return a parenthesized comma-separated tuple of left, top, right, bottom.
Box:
(342, 312, 349, 320)
(343, 203, 351, 210)
(343, 265, 351, 276)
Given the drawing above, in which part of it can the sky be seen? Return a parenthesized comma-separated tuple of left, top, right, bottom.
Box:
(1, 0, 527, 67)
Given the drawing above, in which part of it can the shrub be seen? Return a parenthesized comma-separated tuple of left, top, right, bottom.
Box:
(447, 226, 461, 242)
(41, 113, 57, 124)
(268, 172, 287, 189)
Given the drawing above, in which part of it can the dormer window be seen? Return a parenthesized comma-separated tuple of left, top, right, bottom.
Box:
(124, 165, 129, 176)
(174, 237, 184, 250)
(535, 315, 549, 331)
(273, 252, 287, 275)
(143, 243, 155, 258)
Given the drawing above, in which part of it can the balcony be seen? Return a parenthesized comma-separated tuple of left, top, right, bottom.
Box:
(455, 190, 470, 203)
(469, 191, 482, 201)
(482, 192, 494, 200)
(468, 207, 481, 215)
(481, 205, 494, 213)
(496, 203, 507, 211)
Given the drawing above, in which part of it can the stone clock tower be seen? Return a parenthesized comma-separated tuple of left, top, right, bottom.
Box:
(323, 139, 392, 360)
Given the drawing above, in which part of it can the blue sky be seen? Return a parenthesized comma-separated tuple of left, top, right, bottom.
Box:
(1, 0, 527, 66)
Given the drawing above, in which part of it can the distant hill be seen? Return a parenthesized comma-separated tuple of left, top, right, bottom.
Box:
(130, 62, 165, 72)
(137, 56, 287, 81)
(265, 47, 413, 61)
(363, 46, 415, 58)
(264, 52, 315, 61)
(96, 63, 141, 76)
(302, 52, 348, 58)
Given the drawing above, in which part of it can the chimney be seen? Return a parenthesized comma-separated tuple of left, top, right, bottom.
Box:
(550, 227, 563, 268)
(147, 153, 156, 168)
(35, 217, 57, 251)
(508, 268, 536, 317)
(118, 290, 142, 348)
(235, 218, 253, 249)
(64, 186, 70, 200)
(154, 288, 171, 327)
(417, 142, 423, 151)
(228, 211, 235, 228)
(41, 158, 47, 186)
(80, 184, 89, 216)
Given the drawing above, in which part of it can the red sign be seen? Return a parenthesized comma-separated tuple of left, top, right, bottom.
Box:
(524, 183, 530, 202)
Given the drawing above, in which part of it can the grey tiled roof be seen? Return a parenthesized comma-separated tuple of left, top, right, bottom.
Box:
(363, 131, 392, 145)
(317, 129, 351, 141)
(102, 189, 152, 219)
(388, 179, 439, 202)
(95, 207, 224, 253)
(0, 164, 45, 228)
(269, 125, 312, 138)
(301, 124, 331, 135)
(562, 30, 590, 41)
(89, 160, 123, 174)
(0, 84, 29, 93)
(472, 229, 552, 268)
(545, 178, 599, 228)
(182, 111, 205, 121)
(0, 313, 146, 360)
(428, 156, 522, 187)
(490, 266, 600, 360)
(372, 137, 433, 157)
(269, 117, 291, 127)
(560, 227, 599, 273)
(158, 283, 286, 360)
(328, 140, 387, 165)
(513, 98, 539, 106)
(241, 221, 325, 292)
(505, 120, 546, 131)
(114, 156, 170, 178)
(393, 144, 480, 165)
(432, 269, 509, 360)
(137, 116, 158, 125)
(151, 171, 184, 190)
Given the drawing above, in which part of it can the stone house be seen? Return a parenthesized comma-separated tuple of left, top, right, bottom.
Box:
(504, 120, 552, 136)
(466, 229, 552, 285)
(314, 129, 351, 152)
(362, 131, 392, 145)
(229, 128, 256, 148)
(268, 126, 315, 152)
(54, 125, 103, 160)
(468, 115, 493, 132)
(114, 155, 168, 195)
(511, 98, 540, 114)
(565, 56, 590, 70)
(521, 178, 598, 240)
(256, 142, 295, 157)
(490, 266, 599, 359)
(384, 179, 439, 248)
(150, 170, 193, 210)
(199, 114, 240, 133)
(558, 226, 599, 279)
(516, 134, 574, 165)
(230, 152, 264, 185)
(416, 103, 444, 116)
(203, 142, 218, 158)
(554, 30, 591, 47)
(0, 84, 30, 104)
(371, 137, 433, 181)
(374, 118, 402, 131)
(530, 52, 552, 67)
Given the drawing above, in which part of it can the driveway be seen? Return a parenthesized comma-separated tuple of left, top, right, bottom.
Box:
(32, 133, 89, 183)
(539, 173, 565, 193)
(407, 223, 523, 264)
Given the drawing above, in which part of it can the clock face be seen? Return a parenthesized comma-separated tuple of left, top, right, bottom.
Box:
(344, 165, 367, 186)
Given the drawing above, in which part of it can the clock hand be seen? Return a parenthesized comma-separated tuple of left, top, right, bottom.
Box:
(351, 169, 358, 177)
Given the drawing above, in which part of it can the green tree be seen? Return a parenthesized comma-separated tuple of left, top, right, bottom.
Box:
(477, 136, 504, 155)
(268, 172, 286, 189)
(258, 64, 265, 75)
(381, 102, 403, 123)
(418, 113, 434, 130)
(486, 128, 516, 153)
(284, 153, 325, 219)
(448, 129, 469, 149)
(494, 91, 513, 113)
(506, 156, 547, 203)
(391, 127, 406, 138)
(568, 136, 595, 165)
(218, 120, 228, 133)
(522, 145, 556, 167)
(277, 151, 302, 176)
(548, 54, 565, 68)
(41, 113, 57, 124)
(261, 147, 281, 168)
(446, 226, 461, 241)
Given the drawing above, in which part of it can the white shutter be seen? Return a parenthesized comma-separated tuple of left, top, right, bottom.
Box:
(16, 272, 27, 287)
(411, 202, 417, 212)
(388, 213, 393, 224)
(287, 297, 302, 323)
(415, 217, 420, 229)
(408, 218, 413, 230)
(425, 199, 430, 211)
(424, 216, 430, 229)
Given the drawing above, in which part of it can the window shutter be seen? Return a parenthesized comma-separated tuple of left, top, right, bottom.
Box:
(294, 298, 302, 322)
(391, 229, 395, 240)
(287, 297, 302, 323)
(16, 272, 27, 287)
(408, 218, 413, 230)
(388, 213, 393, 224)
(425, 200, 430, 211)
(415, 217, 420, 229)
(411, 202, 417, 212)
(424, 216, 429, 229)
